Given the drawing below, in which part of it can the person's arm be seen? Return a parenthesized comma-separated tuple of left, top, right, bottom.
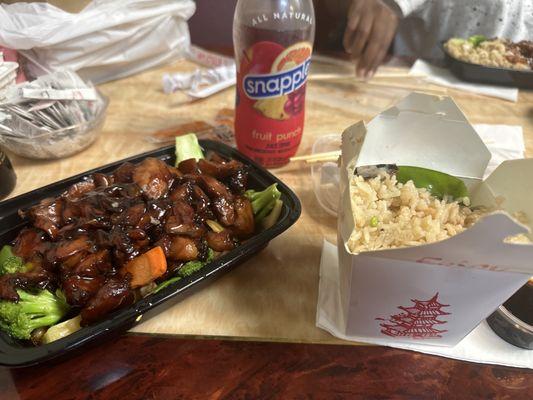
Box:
(342, 0, 428, 77)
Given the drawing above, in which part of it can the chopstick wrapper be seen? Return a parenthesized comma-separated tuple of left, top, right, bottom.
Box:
(409, 60, 518, 102)
(320, 93, 533, 351)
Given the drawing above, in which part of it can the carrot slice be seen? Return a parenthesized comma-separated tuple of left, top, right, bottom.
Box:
(121, 246, 167, 288)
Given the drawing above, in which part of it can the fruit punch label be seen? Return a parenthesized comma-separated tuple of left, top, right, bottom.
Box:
(243, 58, 311, 99)
(235, 41, 312, 168)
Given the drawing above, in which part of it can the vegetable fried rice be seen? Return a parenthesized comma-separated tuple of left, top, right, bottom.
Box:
(347, 171, 484, 253)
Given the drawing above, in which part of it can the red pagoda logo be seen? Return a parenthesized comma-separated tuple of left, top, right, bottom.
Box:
(376, 293, 450, 339)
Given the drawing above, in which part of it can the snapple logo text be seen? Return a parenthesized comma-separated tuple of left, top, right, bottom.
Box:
(244, 58, 311, 100)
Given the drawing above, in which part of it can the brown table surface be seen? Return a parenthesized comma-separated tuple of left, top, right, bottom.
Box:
(1, 334, 533, 399)
(2, 55, 533, 398)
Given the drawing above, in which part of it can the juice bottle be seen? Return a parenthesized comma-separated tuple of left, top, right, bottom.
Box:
(233, 0, 315, 168)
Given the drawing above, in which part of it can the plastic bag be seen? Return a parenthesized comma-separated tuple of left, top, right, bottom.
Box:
(0, 0, 196, 84)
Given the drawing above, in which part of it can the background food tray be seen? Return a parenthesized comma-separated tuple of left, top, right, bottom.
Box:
(442, 46, 533, 89)
(0, 140, 301, 367)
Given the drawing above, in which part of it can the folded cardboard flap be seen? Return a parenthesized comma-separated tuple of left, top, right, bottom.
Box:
(380, 93, 468, 123)
(472, 158, 533, 240)
(357, 93, 491, 180)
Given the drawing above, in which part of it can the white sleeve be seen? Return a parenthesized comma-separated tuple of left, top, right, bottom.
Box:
(390, 0, 429, 17)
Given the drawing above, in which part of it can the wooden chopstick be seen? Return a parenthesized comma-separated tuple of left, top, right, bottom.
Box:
(308, 72, 425, 81)
(308, 72, 448, 94)
(290, 150, 341, 163)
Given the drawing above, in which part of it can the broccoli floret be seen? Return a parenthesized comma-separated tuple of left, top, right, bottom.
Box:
(178, 248, 215, 278)
(0, 246, 28, 276)
(153, 248, 216, 294)
(245, 183, 282, 222)
(0, 289, 69, 340)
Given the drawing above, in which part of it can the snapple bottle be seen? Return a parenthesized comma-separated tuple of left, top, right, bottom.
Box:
(233, 0, 315, 168)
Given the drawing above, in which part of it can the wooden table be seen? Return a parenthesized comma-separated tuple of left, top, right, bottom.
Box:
(4, 335, 533, 399)
(2, 56, 533, 398)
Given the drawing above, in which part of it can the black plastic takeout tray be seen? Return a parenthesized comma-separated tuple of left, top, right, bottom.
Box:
(0, 140, 301, 367)
(442, 44, 533, 89)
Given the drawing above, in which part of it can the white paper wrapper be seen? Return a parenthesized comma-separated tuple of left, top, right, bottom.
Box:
(409, 60, 519, 102)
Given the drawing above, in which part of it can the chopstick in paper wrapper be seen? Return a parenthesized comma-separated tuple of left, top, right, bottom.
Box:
(335, 92, 533, 347)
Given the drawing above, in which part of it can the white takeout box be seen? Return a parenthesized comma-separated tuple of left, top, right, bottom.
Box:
(337, 92, 533, 347)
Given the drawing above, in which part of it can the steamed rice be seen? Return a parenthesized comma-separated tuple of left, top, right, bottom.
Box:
(347, 171, 484, 253)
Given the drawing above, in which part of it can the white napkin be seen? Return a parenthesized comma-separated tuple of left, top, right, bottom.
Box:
(474, 124, 525, 178)
(317, 240, 533, 369)
(312, 124, 525, 215)
(409, 60, 518, 102)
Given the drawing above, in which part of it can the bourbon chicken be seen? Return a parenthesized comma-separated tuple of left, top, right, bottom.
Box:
(1, 153, 254, 326)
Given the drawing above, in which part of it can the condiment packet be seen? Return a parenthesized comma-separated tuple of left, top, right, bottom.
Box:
(162, 46, 236, 99)
(2, 70, 97, 105)
(147, 108, 235, 146)
(21, 87, 98, 101)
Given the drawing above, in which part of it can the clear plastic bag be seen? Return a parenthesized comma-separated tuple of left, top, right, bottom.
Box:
(0, 0, 196, 84)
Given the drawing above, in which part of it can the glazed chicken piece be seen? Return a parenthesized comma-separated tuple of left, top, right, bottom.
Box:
(197, 175, 235, 226)
(227, 168, 248, 194)
(63, 179, 96, 201)
(112, 162, 135, 183)
(62, 274, 105, 307)
(92, 173, 114, 189)
(132, 157, 173, 200)
(20, 198, 65, 240)
(164, 200, 205, 238)
(167, 236, 199, 261)
(206, 230, 235, 252)
(55, 236, 94, 262)
(190, 184, 212, 218)
(169, 181, 193, 203)
(197, 158, 242, 179)
(80, 277, 134, 326)
(12, 228, 48, 260)
(198, 153, 248, 194)
(0, 270, 54, 302)
(177, 158, 199, 174)
(231, 196, 255, 238)
(113, 202, 146, 227)
(74, 250, 112, 276)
